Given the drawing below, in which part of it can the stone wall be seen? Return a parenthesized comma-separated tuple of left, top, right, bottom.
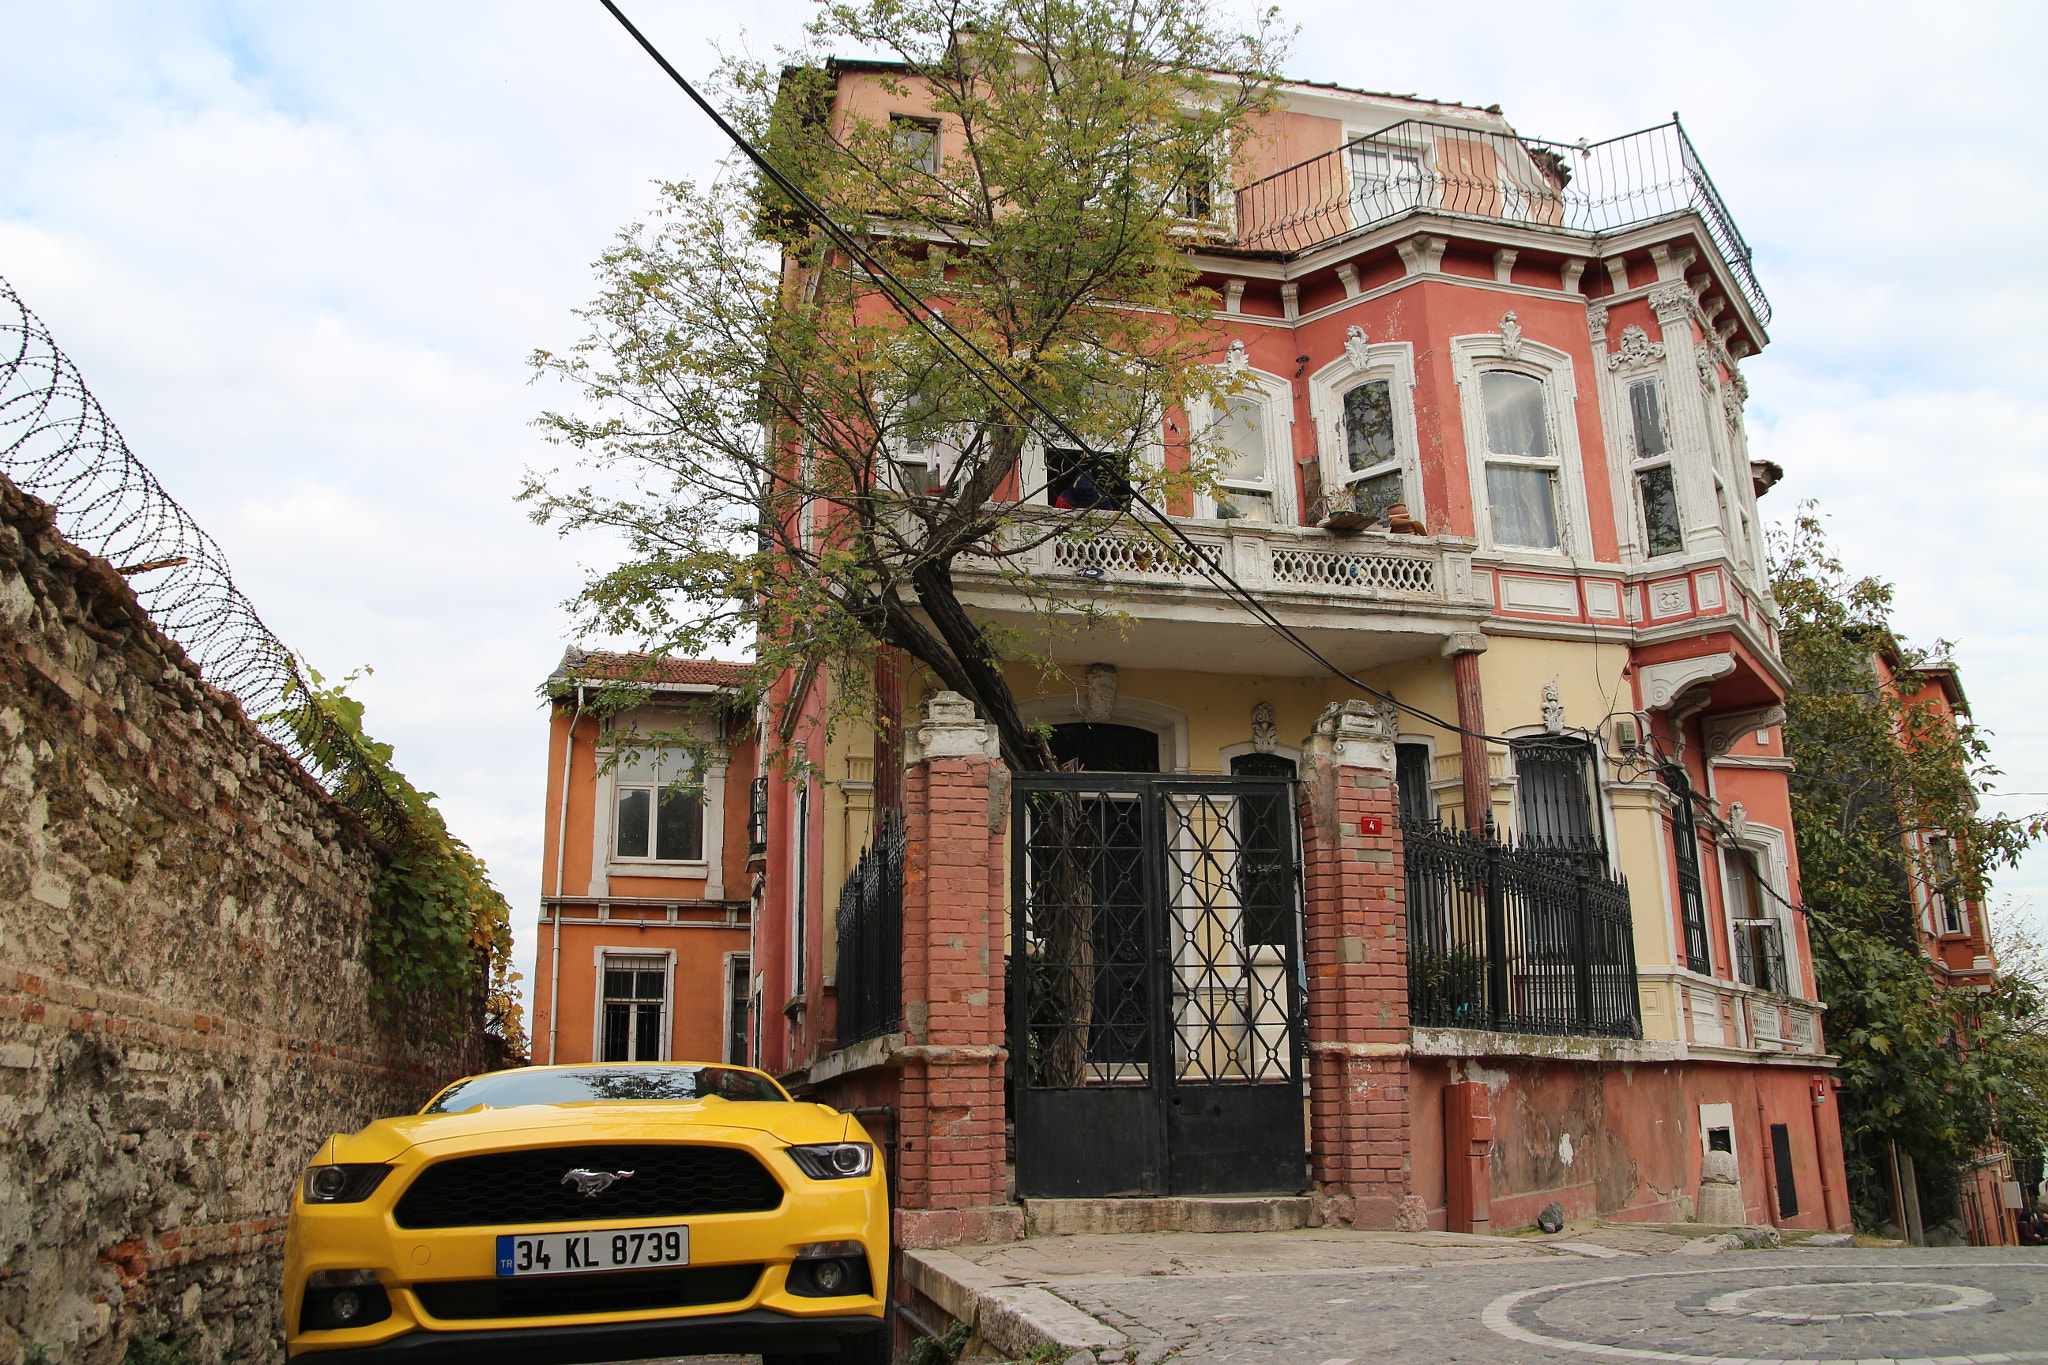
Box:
(0, 480, 483, 1365)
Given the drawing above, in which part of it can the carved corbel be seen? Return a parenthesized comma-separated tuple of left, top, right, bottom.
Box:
(1604, 257, 1631, 292)
(1647, 282, 1693, 319)
(1335, 262, 1361, 297)
(1280, 282, 1300, 320)
(1638, 653, 1737, 710)
(1703, 705, 1788, 757)
(1493, 249, 1518, 285)
(1560, 258, 1587, 294)
(1396, 234, 1448, 276)
(1224, 278, 1247, 313)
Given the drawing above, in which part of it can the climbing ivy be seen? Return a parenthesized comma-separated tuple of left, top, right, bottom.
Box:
(273, 665, 525, 1053)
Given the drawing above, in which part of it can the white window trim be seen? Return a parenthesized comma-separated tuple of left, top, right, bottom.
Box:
(595, 710, 725, 882)
(1217, 739, 1304, 774)
(591, 945, 676, 1063)
(1307, 339, 1421, 526)
(1451, 333, 1591, 559)
(1187, 364, 1298, 526)
(722, 949, 752, 1065)
(1016, 694, 1191, 774)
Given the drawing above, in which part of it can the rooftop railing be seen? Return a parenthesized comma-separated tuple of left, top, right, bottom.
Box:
(1231, 116, 1769, 327)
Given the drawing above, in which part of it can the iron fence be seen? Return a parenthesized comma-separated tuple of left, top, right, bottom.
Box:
(1231, 117, 1769, 326)
(1406, 819, 1641, 1038)
(834, 810, 904, 1047)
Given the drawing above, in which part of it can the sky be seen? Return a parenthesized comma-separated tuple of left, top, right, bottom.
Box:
(3, 0, 2045, 1020)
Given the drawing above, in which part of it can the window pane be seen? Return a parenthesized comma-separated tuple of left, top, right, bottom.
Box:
(892, 118, 938, 174)
(1481, 371, 1549, 460)
(1486, 463, 1559, 548)
(615, 787, 650, 858)
(1046, 445, 1130, 510)
(1395, 742, 1433, 829)
(1343, 380, 1395, 472)
(633, 968, 666, 1001)
(1638, 465, 1683, 556)
(655, 786, 704, 861)
(1215, 490, 1273, 522)
(601, 1002, 631, 1062)
(634, 1001, 662, 1061)
(1351, 469, 1403, 521)
(1215, 396, 1268, 481)
(1515, 740, 1594, 844)
(1629, 379, 1667, 458)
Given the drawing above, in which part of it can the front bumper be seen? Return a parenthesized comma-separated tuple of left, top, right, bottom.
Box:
(283, 1309, 886, 1365)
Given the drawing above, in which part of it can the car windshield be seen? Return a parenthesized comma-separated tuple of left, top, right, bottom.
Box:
(423, 1065, 789, 1113)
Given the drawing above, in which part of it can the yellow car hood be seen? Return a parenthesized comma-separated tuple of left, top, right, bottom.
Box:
(324, 1100, 858, 1164)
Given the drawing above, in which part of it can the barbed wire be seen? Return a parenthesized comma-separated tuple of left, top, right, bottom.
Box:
(0, 273, 367, 798)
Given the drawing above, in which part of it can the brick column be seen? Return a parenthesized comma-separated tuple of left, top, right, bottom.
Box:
(892, 692, 1022, 1248)
(1299, 699, 1423, 1231)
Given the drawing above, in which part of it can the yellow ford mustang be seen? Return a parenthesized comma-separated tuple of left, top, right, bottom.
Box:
(282, 1063, 889, 1365)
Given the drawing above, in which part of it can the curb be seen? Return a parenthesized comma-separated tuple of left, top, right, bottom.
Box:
(903, 1248, 1129, 1363)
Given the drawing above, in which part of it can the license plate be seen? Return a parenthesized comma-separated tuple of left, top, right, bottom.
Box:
(495, 1225, 690, 1277)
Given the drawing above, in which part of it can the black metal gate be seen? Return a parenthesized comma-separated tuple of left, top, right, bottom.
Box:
(1010, 775, 1306, 1198)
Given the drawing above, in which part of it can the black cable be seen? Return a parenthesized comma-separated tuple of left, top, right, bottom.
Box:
(596, 0, 1541, 748)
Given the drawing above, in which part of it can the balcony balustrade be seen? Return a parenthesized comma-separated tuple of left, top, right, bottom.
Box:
(1229, 116, 1768, 326)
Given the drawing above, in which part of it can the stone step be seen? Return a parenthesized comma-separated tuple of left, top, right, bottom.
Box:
(1022, 1195, 1314, 1236)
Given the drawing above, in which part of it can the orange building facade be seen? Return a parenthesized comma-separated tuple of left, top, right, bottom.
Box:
(530, 649, 758, 1070)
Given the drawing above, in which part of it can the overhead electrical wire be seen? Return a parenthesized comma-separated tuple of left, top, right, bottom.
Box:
(596, 0, 1592, 753)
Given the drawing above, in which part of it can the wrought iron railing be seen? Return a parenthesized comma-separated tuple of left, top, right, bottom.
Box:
(1232, 117, 1769, 326)
(834, 810, 904, 1047)
(1406, 819, 1641, 1038)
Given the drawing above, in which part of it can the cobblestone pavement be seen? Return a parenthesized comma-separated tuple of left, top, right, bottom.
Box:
(1042, 1248, 2048, 1365)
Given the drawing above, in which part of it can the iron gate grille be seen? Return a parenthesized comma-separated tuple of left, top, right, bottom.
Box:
(1011, 775, 1306, 1198)
(834, 811, 903, 1047)
(1405, 820, 1642, 1038)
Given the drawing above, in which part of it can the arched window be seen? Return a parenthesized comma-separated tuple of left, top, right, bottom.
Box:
(1049, 723, 1160, 773)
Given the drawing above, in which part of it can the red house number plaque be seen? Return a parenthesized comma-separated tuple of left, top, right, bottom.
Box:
(1360, 816, 1383, 835)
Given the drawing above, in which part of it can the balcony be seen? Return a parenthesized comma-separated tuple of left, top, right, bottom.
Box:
(1229, 117, 1769, 326)
(951, 512, 1489, 676)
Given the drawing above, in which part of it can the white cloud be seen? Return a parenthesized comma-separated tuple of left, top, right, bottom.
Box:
(4, 0, 2044, 1014)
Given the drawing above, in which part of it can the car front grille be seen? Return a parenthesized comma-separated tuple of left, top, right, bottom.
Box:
(392, 1144, 784, 1229)
(413, 1263, 764, 1320)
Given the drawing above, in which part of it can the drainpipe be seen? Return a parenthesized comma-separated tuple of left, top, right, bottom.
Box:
(1810, 1077, 1840, 1231)
(1447, 636, 1491, 830)
(1757, 1093, 1779, 1226)
(548, 684, 585, 1065)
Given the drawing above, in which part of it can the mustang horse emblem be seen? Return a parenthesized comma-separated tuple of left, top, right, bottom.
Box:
(561, 1167, 635, 1197)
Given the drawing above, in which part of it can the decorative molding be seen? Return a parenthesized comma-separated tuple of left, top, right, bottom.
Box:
(1493, 248, 1518, 285)
(1604, 257, 1630, 293)
(908, 690, 999, 761)
(1082, 662, 1118, 721)
(1280, 281, 1300, 321)
(1498, 311, 1525, 361)
(1586, 302, 1610, 339)
(1224, 338, 1249, 374)
(1542, 683, 1565, 734)
(1647, 282, 1693, 317)
(1252, 701, 1278, 754)
(1560, 258, 1587, 295)
(1303, 698, 1397, 770)
(1638, 652, 1737, 710)
(1395, 233, 1448, 276)
(1696, 347, 1718, 395)
(1223, 278, 1246, 313)
(1605, 324, 1665, 371)
(1703, 705, 1787, 757)
(1343, 324, 1372, 370)
(1335, 262, 1361, 298)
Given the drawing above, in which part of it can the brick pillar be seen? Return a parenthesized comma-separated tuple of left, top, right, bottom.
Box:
(1299, 699, 1423, 1231)
(893, 692, 1023, 1249)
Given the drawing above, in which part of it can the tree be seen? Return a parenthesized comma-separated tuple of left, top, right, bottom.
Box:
(524, 0, 1286, 771)
(1772, 507, 2043, 1227)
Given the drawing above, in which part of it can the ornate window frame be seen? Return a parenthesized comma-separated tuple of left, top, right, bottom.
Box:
(1187, 360, 1298, 525)
(1719, 817, 1801, 1000)
(1451, 329, 1591, 559)
(593, 707, 724, 887)
(1306, 330, 1421, 525)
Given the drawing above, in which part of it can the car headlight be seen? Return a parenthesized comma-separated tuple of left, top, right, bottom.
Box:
(786, 1142, 875, 1179)
(301, 1164, 392, 1204)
